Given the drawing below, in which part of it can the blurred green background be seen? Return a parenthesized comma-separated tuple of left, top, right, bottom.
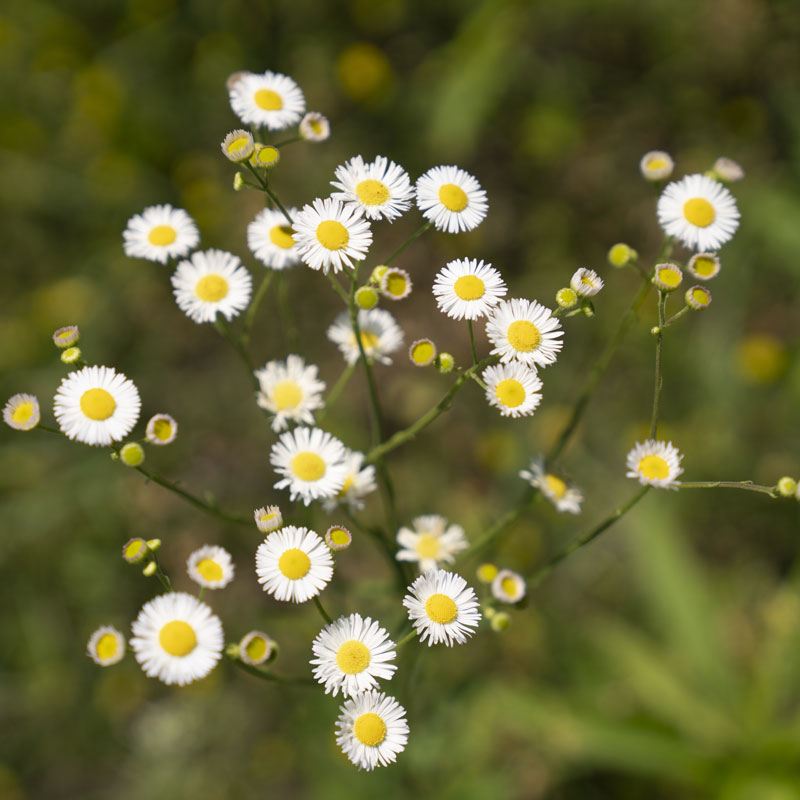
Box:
(2, 0, 800, 797)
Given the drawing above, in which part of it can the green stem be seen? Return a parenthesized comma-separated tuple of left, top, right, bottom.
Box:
(231, 658, 315, 686)
(242, 271, 274, 346)
(468, 320, 479, 365)
(381, 221, 432, 266)
(649, 291, 667, 439)
(313, 595, 333, 625)
(677, 481, 779, 496)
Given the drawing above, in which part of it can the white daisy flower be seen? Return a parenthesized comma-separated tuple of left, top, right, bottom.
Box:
(255, 355, 326, 433)
(395, 515, 469, 573)
(625, 440, 684, 489)
(403, 569, 481, 647)
(4, 393, 40, 431)
(171, 249, 252, 324)
(254, 505, 283, 533)
(238, 631, 276, 665)
(432, 258, 507, 321)
(482, 362, 543, 418)
(687, 252, 721, 281)
(326, 308, 404, 366)
(246, 207, 301, 270)
(53, 366, 141, 446)
(187, 545, 235, 590)
(657, 174, 740, 251)
(255, 525, 334, 603)
(293, 198, 373, 274)
(300, 111, 330, 142)
(145, 413, 178, 445)
(570, 268, 604, 297)
(320, 448, 377, 513)
(270, 426, 348, 506)
(519, 456, 583, 514)
(311, 613, 397, 698)
(123, 204, 199, 265)
(228, 70, 306, 130)
(130, 592, 224, 686)
(639, 151, 674, 181)
(491, 569, 526, 604)
(330, 155, 414, 222)
(87, 625, 126, 666)
(335, 690, 409, 771)
(485, 298, 563, 368)
(415, 165, 488, 233)
(379, 267, 412, 301)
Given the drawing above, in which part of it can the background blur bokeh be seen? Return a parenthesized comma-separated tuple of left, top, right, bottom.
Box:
(2, 0, 800, 797)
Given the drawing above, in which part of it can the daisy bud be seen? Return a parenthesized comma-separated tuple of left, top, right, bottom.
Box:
(355, 285, 378, 310)
(608, 243, 637, 268)
(119, 442, 145, 467)
(556, 288, 578, 309)
(777, 477, 797, 497)
(437, 352, 455, 373)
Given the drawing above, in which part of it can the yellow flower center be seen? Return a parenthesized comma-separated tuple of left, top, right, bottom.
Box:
(329, 527, 350, 545)
(152, 419, 173, 440)
(411, 341, 434, 364)
(453, 275, 485, 301)
(356, 179, 390, 206)
(336, 640, 371, 674)
(196, 558, 223, 583)
(96, 633, 119, 661)
(195, 274, 229, 303)
(495, 379, 525, 408)
(545, 474, 567, 499)
(657, 267, 681, 288)
(159, 620, 197, 657)
(80, 388, 116, 421)
(147, 225, 177, 246)
(291, 452, 326, 482)
(245, 636, 268, 662)
(414, 533, 441, 560)
(638, 455, 669, 481)
(227, 136, 250, 155)
(683, 197, 716, 227)
(277, 548, 311, 579)
(353, 712, 387, 747)
(691, 287, 710, 305)
(273, 380, 303, 410)
(253, 88, 283, 110)
(692, 257, 716, 278)
(507, 320, 541, 352)
(438, 183, 468, 211)
(385, 273, 407, 297)
(425, 593, 458, 624)
(500, 577, 518, 596)
(270, 224, 295, 249)
(12, 403, 35, 424)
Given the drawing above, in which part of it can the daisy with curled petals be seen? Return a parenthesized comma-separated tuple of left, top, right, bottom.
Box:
(311, 613, 397, 697)
(54, 365, 140, 446)
(482, 362, 543, 418)
(335, 690, 409, 771)
(123, 204, 199, 265)
(485, 298, 563, 368)
(570, 268, 604, 297)
(395, 515, 468, 573)
(416, 165, 488, 233)
(87, 625, 126, 666)
(171, 249, 252, 324)
(270, 426, 348, 506)
(432, 258, 507, 321)
(403, 569, 481, 647)
(657, 174, 740, 251)
(330, 155, 414, 222)
(255, 354, 326, 432)
(626, 440, 683, 489)
(293, 198, 372, 274)
(187, 545, 235, 590)
(255, 525, 334, 603)
(247, 207, 301, 270)
(4, 393, 40, 431)
(491, 569, 526, 604)
(130, 592, 224, 686)
(327, 308, 404, 366)
(228, 70, 306, 130)
(519, 456, 583, 514)
(321, 448, 377, 513)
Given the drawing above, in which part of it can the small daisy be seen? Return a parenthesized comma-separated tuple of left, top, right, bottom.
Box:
(228, 70, 306, 130)
(570, 268, 604, 297)
(238, 631, 276, 666)
(639, 151, 674, 181)
(657, 174, 740, 252)
(379, 267, 412, 301)
(87, 625, 126, 666)
(53, 325, 79, 348)
(54, 366, 140, 446)
(331, 155, 414, 222)
(321, 448, 377, 513)
(270, 426, 348, 506)
(687, 253, 721, 281)
(519, 457, 583, 514)
(187, 545, 235, 590)
(255, 354, 326, 432)
(408, 338, 437, 367)
(626, 440, 684, 489)
(171, 249, 252, 324)
(483, 362, 543, 418)
(432, 258, 507, 321)
(653, 263, 683, 292)
(293, 198, 373, 274)
(396, 515, 469, 573)
(4, 393, 40, 431)
(416, 165, 488, 233)
(300, 111, 330, 142)
(326, 525, 352, 551)
(254, 505, 283, 533)
(712, 157, 745, 183)
(255, 525, 334, 603)
(403, 569, 481, 647)
(335, 690, 409, 771)
(220, 129, 255, 162)
(123, 204, 199, 265)
(491, 569, 526, 604)
(247, 207, 301, 270)
(327, 308, 404, 366)
(485, 298, 563, 368)
(311, 613, 397, 697)
(145, 413, 178, 445)
(130, 592, 224, 686)
(686, 285, 712, 310)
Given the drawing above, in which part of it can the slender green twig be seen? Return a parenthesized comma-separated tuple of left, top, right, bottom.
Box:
(467, 320, 479, 365)
(677, 481, 779, 496)
(313, 595, 333, 625)
(649, 290, 667, 439)
(231, 658, 315, 686)
(241, 271, 274, 346)
(381, 221, 432, 266)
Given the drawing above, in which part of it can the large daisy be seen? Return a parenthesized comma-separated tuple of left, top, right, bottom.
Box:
(395, 515, 468, 573)
(485, 298, 563, 368)
(255, 354, 326, 432)
(415, 165, 488, 234)
(247, 207, 301, 270)
(326, 308, 404, 366)
(320, 448, 377, 513)
(626, 440, 684, 489)
(482, 362, 543, 418)
(123, 204, 199, 265)
(228, 70, 306, 130)
(330, 155, 414, 222)
(432, 258, 507, 321)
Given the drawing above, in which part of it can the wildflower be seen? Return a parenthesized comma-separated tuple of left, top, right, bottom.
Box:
(485, 298, 563, 368)
(187, 545, 235, 590)
(4, 393, 40, 431)
(327, 308, 404, 366)
(396, 515, 468, 573)
(626, 440, 684, 489)
(432, 258, 507, 321)
(519, 456, 583, 514)
(482, 362, 543, 418)
(87, 626, 126, 666)
(255, 355, 326, 433)
(123, 204, 199, 265)
(228, 70, 306, 130)
(247, 207, 300, 270)
(415, 165, 488, 233)
(639, 150, 674, 181)
(145, 413, 178, 445)
(331, 155, 414, 222)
